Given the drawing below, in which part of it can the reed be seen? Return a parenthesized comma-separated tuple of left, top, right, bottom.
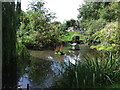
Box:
(54, 52, 120, 88)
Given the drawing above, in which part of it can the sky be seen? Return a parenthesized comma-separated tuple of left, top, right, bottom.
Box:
(21, 0, 84, 22)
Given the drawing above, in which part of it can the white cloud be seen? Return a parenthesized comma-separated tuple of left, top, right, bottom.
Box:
(45, 0, 83, 22)
(21, 0, 29, 11)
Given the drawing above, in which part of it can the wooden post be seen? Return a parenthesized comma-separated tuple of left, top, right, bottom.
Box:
(27, 84, 29, 90)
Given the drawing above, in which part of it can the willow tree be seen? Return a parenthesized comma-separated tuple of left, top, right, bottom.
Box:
(2, 1, 21, 89)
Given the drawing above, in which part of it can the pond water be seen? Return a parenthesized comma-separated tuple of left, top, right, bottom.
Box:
(17, 44, 99, 89)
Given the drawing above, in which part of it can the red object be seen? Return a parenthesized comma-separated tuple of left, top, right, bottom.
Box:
(55, 44, 64, 51)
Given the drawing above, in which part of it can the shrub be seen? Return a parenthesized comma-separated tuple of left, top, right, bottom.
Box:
(91, 22, 120, 51)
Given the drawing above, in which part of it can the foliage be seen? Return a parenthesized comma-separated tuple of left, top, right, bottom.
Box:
(91, 22, 120, 51)
(16, 41, 30, 76)
(85, 18, 107, 44)
(78, 2, 101, 21)
(62, 19, 79, 30)
(77, 2, 118, 46)
(99, 2, 118, 22)
(59, 31, 83, 42)
(59, 31, 75, 42)
(2, 2, 21, 88)
(53, 52, 120, 88)
(16, 42, 29, 56)
(17, 1, 64, 49)
(78, 2, 118, 22)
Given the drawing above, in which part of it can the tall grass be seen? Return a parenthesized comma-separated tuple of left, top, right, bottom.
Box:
(53, 52, 120, 88)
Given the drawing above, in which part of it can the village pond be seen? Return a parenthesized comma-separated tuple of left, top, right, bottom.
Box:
(17, 44, 100, 88)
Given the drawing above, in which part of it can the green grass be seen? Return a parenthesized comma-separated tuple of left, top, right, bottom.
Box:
(53, 52, 120, 88)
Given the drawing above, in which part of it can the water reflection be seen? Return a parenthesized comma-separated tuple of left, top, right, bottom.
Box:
(18, 57, 53, 88)
(18, 45, 99, 88)
(18, 74, 30, 88)
(64, 51, 81, 65)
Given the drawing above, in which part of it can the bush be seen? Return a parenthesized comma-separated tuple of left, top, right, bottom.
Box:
(91, 22, 120, 51)
(85, 18, 106, 44)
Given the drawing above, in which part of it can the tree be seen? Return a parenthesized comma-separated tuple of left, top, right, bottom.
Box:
(78, 2, 118, 22)
(91, 22, 120, 51)
(17, 1, 64, 49)
(77, 2, 118, 45)
(2, 1, 21, 89)
(62, 19, 79, 30)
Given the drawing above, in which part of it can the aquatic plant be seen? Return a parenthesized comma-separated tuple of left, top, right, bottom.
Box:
(54, 45, 64, 55)
(53, 52, 120, 88)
